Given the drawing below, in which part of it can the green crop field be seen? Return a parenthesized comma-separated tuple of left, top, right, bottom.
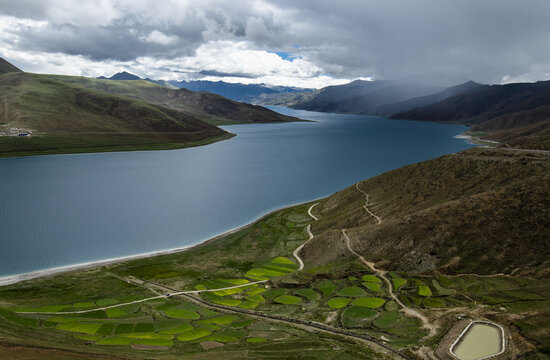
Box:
(246, 287, 266, 295)
(96, 336, 134, 346)
(56, 322, 103, 335)
(123, 332, 173, 340)
(294, 288, 321, 301)
(114, 323, 133, 334)
(362, 282, 381, 292)
(272, 257, 296, 265)
(316, 280, 337, 298)
(160, 323, 193, 334)
(362, 275, 381, 283)
(96, 324, 115, 335)
(177, 328, 212, 341)
(418, 285, 432, 297)
(327, 298, 351, 309)
(239, 301, 259, 309)
(163, 306, 201, 319)
(336, 286, 366, 297)
(263, 288, 289, 300)
(133, 323, 155, 333)
(106, 307, 126, 318)
(200, 315, 238, 325)
(273, 295, 301, 305)
(373, 311, 399, 328)
(73, 301, 95, 308)
(351, 297, 386, 308)
(341, 306, 378, 327)
(392, 277, 407, 290)
(211, 298, 242, 307)
(132, 338, 173, 346)
(245, 294, 265, 303)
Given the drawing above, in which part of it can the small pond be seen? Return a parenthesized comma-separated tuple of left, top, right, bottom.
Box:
(451, 321, 505, 360)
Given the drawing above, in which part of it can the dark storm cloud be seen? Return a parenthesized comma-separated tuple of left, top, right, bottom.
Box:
(266, 0, 550, 82)
(11, 23, 203, 61)
(1, 0, 550, 83)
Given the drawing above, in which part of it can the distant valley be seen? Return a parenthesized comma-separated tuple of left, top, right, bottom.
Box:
(92, 68, 550, 151)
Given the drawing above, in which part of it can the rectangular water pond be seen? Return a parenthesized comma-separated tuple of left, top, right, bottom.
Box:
(451, 322, 504, 360)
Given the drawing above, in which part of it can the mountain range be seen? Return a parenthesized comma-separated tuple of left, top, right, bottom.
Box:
(4, 59, 550, 153)
(100, 71, 310, 103)
(255, 77, 550, 150)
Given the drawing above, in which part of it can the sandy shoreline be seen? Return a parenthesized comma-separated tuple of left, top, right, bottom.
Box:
(0, 198, 321, 287)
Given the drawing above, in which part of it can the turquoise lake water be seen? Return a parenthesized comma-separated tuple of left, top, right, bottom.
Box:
(0, 107, 473, 276)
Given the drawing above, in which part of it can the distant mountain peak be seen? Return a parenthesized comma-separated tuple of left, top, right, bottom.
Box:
(0, 58, 23, 75)
(107, 71, 142, 81)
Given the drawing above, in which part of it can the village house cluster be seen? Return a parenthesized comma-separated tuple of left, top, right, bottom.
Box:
(0, 127, 33, 137)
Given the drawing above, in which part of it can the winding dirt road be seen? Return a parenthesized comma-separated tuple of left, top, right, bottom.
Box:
(292, 203, 318, 271)
(355, 182, 382, 224)
(344, 182, 437, 338)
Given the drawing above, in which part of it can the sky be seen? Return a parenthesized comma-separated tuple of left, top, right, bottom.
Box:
(1, 0, 550, 88)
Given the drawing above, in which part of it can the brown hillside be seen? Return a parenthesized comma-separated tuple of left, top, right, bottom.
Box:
(303, 148, 550, 277)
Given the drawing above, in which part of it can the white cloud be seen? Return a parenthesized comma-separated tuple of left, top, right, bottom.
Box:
(140, 30, 178, 45)
(0, 36, 349, 88)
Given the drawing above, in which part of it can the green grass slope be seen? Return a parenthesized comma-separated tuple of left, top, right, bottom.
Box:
(0, 72, 230, 157)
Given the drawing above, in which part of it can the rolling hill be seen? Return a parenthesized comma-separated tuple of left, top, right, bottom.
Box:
(0, 72, 230, 157)
(279, 80, 444, 115)
(304, 147, 550, 277)
(53, 74, 300, 126)
(0, 59, 301, 157)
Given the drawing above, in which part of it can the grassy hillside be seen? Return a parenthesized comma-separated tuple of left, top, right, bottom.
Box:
(47, 75, 300, 126)
(0, 72, 231, 157)
(0, 58, 22, 75)
(306, 148, 550, 277)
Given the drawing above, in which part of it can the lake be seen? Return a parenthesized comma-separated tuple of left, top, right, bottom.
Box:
(0, 108, 473, 277)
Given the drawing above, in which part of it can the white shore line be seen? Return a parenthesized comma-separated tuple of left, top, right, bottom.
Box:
(0, 199, 324, 287)
(14, 280, 268, 315)
(293, 203, 319, 271)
